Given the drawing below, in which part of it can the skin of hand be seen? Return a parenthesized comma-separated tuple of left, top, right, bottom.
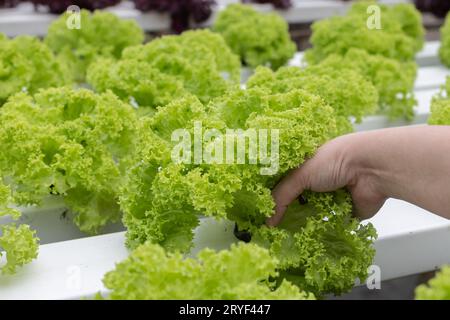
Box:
(268, 125, 450, 226)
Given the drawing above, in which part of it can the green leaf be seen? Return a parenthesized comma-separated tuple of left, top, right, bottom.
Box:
(101, 242, 314, 300)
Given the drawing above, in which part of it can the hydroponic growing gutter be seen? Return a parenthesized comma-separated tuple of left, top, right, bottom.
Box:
(0, 0, 408, 37)
(291, 40, 449, 131)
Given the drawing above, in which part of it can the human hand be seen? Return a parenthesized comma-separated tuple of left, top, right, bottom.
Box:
(267, 133, 387, 226)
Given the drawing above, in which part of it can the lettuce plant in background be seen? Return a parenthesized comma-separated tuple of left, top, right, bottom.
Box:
(0, 34, 72, 106)
(305, 2, 424, 64)
(415, 82, 450, 300)
(316, 49, 418, 121)
(439, 13, 450, 67)
(305, 2, 423, 120)
(252, 191, 376, 296)
(428, 77, 450, 124)
(100, 242, 315, 300)
(416, 266, 450, 299)
(246, 64, 379, 133)
(45, 10, 144, 82)
(0, 183, 39, 275)
(133, 0, 215, 33)
(0, 87, 139, 234)
(120, 89, 336, 250)
(87, 59, 189, 114)
(89, 30, 241, 107)
(213, 3, 296, 69)
(0, 6, 380, 296)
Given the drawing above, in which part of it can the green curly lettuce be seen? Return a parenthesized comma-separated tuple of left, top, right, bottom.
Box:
(303, 1, 421, 121)
(178, 29, 241, 83)
(120, 89, 377, 296)
(121, 89, 337, 247)
(87, 58, 189, 114)
(349, 2, 424, 52)
(0, 224, 39, 275)
(120, 30, 240, 105)
(439, 13, 450, 67)
(45, 10, 144, 82)
(315, 48, 417, 120)
(213, 3, 296, 69)
(252, 191, 376, 297)
(429, 99, 450, 125)
(0, 183, 39, 275)
(246, 65, 379, 133)
(0, 34, 72, 105)
(415, 266, 450, 300)
(100, 242, 314, 300)
(305, 1, 424, 64)
(0, 87, 139, 234)
(428, 77, 450, 125)
(0, 183, 20, 220)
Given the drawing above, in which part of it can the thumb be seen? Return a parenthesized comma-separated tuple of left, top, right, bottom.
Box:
(267, 166, 309, 226)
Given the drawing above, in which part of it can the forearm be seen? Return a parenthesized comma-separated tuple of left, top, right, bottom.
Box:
(346, 125, 450, 219)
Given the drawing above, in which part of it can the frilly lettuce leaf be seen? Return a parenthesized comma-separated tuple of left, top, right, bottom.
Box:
(416, 266, 450, 300)
(348, 2, 424, 53)
(246, 65, 379, 133)
(177, 29, 241, 83)
(45, 10, 144, 82)
(439, 12, 450, 67)
(213, 3, 296, 69)
(315, 49, 417, 120)
(87, 58, 189, 113)
(0, 87, 139, 234)
(303, 1, 421, 121)
(100, 242, 314, 300)
(0, 184, 20, 220)
(0, 34, 72, 105)
(121, 29, 240, 104)
(245, 90, 338, 173)
(121, 89, 337, 244)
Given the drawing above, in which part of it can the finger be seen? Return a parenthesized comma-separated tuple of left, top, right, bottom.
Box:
(267, 167, 308, 226)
